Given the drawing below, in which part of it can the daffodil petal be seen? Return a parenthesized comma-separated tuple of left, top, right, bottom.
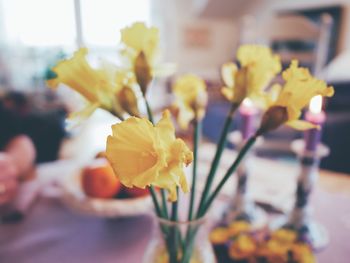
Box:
(221, 62, 237, 87)
(156, 110, 175, 142)
(221, 87, 234, 101)
(68, 102, 99, 120)
(286, 120, 319, 130)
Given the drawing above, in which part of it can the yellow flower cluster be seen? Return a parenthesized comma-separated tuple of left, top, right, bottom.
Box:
(221, 45, 281, 106)
(172, 74, 208, 129)
(257, 229, 315, 263)
(106, 111, 193, 201)
(210, 225, 315, 263)
(47, 20, 335, 229)
(210, 221, 250, 245)
(257, 60, 334, 135)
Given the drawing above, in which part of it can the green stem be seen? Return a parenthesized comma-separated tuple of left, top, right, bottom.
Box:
(188, 120, 201, 221)
(144, 97, 154, 124)
(161, 190, 169, 219)
(169, 190, 179, 263)
(198, 136, 257, 217)
(180, 136, 257, 263)
(180, 226, 199, 263)
(143, 94, 169, 219)
(149, 186, 162, 217)
(196, 103, 239, 218)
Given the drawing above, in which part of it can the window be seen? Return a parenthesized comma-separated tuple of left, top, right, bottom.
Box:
(0, 0, 151, 48)
(1, 0, 76, 47)
(80, 0, 151, 47)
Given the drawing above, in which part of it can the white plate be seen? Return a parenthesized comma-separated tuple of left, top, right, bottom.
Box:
(60, 169, 154, 218)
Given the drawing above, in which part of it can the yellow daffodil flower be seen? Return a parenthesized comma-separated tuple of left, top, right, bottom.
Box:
(221, 45, 281, 106)
(121, 22, 159, 65)
(47, 48, 124, 119)
(120, 22, 176, 95)
(257, 60, 334, 135)
(172, 74, 208, 129)
(228, 221, 251, 237)
(228, 235, 256, 260)
(120, 22, 159, 94)
(47, 48, 141, 121)
(106, 110, 193, 201)
(210, 227, 230, 245)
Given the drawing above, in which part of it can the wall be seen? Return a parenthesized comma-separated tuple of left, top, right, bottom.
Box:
(151, 0, 238, 80)
(151, 0, 350, 80)
(265, 0, 350, 53)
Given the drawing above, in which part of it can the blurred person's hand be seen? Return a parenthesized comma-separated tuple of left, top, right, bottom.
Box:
(0, 153, 19, 206)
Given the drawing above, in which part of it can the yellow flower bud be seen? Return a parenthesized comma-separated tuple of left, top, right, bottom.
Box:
(117, 86, 140, 117)
(256, 106, 288, 136)
(134, 51, 152, 95)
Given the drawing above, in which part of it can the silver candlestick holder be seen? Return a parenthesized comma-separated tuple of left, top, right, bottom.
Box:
(272, 139, 330, 250)
(224, 131, 267, 228)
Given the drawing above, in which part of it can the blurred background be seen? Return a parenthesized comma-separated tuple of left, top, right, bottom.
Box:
(0, 0, 350, 173)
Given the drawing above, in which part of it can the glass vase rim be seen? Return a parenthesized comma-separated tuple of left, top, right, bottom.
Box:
(155, 215, 207, 226)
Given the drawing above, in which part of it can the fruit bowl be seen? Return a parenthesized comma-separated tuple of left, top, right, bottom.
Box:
(60, 161, 154, 218)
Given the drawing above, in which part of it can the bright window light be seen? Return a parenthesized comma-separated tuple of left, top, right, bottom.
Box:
(2, 0, 76, 47)
(81, 0, 151, 47)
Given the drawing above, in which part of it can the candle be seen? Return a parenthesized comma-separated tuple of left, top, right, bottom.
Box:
(304, 95, 326, 152)
(239, 98, 257, 140)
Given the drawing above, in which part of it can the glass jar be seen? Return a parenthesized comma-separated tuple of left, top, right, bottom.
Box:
(143, 216, 216, 263)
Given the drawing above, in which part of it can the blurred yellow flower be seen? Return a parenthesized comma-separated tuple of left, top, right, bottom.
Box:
(259, 239, 315, 263)
(290, 243, 315, 263)
(271, 229, 297, 244)
(263, 239, 291, 262)
(257, 60, 334, 135)
(120, 22, 160, 94)
(121, 22, 159, 64)
(221, 45, 281, 106)
(47, 48, 124, 120)
(229, 235, 256, 260)
(172, 74, 208, 129)
(106, 110, 193, 201)
(210, 227, 230, 245)
(228, 220, 251, 237)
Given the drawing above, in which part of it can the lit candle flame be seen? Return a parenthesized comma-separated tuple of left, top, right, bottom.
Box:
(242, 98, 253, 108)
(309, 95, 322, 114)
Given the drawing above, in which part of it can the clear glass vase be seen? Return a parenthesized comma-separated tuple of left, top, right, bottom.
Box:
(143, 216, 216, 263)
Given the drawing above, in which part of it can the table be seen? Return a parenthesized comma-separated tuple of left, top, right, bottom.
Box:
(1, 117, 350, 263)
(1, 186, 350, 263)
(0, 198, 153, 263)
